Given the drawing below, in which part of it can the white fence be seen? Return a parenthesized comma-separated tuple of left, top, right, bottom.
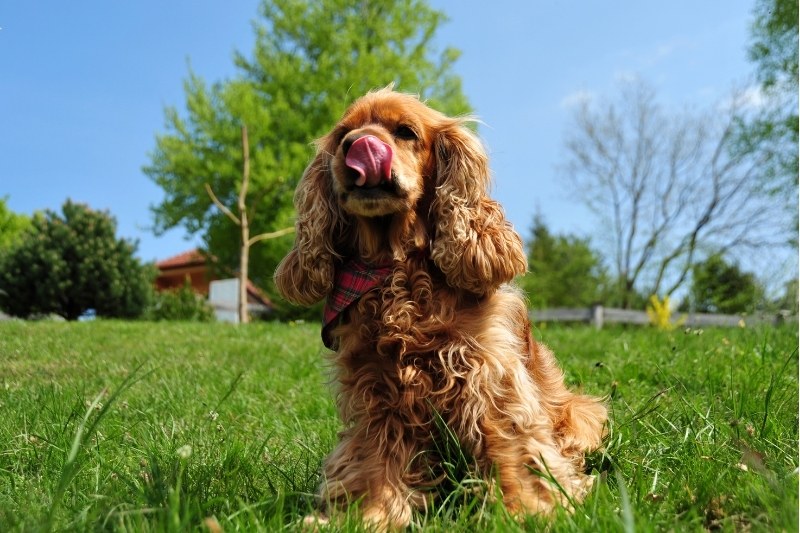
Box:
(529, 305, 795, 329)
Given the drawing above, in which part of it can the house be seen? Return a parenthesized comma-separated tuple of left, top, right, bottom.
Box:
(155, 249, 273, 318)
(155, 249, 211, 294)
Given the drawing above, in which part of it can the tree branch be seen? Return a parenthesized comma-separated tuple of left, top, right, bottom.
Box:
(564, 78, 792, 304)
(238, 126, 250, 222)
(204, 183, 240, 226)
(247, 226, 295, 246)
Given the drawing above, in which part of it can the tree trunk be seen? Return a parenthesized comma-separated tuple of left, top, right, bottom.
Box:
(205, 125, 295, 325)
(238, 126, 251, 324)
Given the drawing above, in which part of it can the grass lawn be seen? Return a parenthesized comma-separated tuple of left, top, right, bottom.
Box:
(0, 320, 797, 531)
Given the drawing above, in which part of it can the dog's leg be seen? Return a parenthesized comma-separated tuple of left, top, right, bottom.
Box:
(446, 347, 586, 517)
(527, 341, 608, 464)
(317, 414, 417, 530)
(446, 318, 599, 517)
(479, 397, 585, 517)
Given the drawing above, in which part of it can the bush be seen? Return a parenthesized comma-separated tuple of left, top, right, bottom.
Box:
(0, 200, 154, 320)
(146, 280, 214, 322)
(687, 253, 766, 314)
(519, 215, 607, 308)
(0, 196, 31, 250)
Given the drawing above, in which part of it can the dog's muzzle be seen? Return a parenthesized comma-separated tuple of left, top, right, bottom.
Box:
(345, 135, 394, 188)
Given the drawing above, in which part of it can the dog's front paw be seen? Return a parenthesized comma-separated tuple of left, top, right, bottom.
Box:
(557, 395, 608, 454)
(361, 497, 412, 532)
(300, 513, 330, 531)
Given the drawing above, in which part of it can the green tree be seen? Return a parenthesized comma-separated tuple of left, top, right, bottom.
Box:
(750, 0, 797, 98)
(687, 253, 766, 314)
(144, 0, 471, 302)
(734, 0, 798, 241)
(519, 215, 607, 309)
(0, 200, 154, 320)
(0, 197, 31, 251)
(773, 277, 798, 312)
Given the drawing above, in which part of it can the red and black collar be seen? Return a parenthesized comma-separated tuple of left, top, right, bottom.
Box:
(322, 258, 393, 349)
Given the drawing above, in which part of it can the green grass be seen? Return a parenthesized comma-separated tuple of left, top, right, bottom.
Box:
(0, 320, 797, 531)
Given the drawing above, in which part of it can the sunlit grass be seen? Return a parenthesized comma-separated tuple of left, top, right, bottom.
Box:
(0, 320, 796, 531)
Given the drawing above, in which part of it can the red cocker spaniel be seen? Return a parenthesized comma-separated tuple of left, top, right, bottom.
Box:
(275, 88, 607, 529)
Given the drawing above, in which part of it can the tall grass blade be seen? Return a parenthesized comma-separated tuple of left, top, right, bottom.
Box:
(39, 362, 150, 533)
(212, 370, 245, 413)
(760, 347, 797, 438)
(615, 470, 635, 533)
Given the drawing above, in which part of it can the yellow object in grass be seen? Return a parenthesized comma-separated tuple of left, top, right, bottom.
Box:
(646, 295, 687, 331)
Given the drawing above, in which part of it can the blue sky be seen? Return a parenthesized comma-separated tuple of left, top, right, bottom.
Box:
(1, 1, 788, 283)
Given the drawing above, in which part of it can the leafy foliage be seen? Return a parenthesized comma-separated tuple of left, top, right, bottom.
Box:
(749, 0, 798, 92)
(601, 277, 648, 310)
(0, 196, 31, 251)
(687, 254, 766, 314)
(733, 0, 799, 241)
(519, 215, 607, 308)
(0, 200, 154, 320)
(774, 278, 798, 312)
(146, 279, 214, 322)
(145, 0, 471, 304)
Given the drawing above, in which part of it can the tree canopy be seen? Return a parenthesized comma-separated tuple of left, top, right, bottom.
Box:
(0, 197, 30, 251)
(686, 254, 765, 314)
(0, 200, 154, 320)
(749, 0, 798, 91)
(735, 0, 799, 241)
(144, 0, 471, 299)
(519, 215, 607, 309)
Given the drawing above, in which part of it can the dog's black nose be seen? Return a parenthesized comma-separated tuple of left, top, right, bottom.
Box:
(341, 135, 358, 156)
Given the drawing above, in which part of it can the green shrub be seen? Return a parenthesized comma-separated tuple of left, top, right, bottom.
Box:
(687, 253, 766, 314)
(0, 196, 31, 250)
(519, 215, 608, 308)
(146, 280, 214, 322)
(0, 200, 154, 320)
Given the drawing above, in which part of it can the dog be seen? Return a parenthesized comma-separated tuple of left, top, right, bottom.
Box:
(274, 88, 607, 529)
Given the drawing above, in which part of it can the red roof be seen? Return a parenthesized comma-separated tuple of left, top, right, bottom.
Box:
(156, 249, 209, 269)
(244, 280, 272, 307)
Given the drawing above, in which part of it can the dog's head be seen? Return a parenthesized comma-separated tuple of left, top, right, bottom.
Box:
(328, 90, 445, 218)
(275, 89, 526, 305)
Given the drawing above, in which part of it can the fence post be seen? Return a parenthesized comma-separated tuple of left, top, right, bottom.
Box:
(591, 304, 604, 329)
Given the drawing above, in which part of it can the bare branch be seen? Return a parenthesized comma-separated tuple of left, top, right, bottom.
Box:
(205, 183, 240, 226)
(238, 125, 251, 324)
(238, 125, 250, 222)
(247, 226, 295, 246)
(562, 77, 791, 306)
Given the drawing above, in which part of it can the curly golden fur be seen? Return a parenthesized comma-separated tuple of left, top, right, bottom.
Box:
(275, 89, 607, 530)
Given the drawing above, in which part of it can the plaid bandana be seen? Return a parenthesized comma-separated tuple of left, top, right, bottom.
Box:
(322, 258, 393, 349)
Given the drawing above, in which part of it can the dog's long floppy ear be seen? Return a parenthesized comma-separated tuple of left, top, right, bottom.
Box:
(430, 121, 527, 295)
(274, 135, 344, 305)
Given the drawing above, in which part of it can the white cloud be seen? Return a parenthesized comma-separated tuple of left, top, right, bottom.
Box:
(655, 40, 681, 59)
(560, 89, 595, 109)
(616, 36, 695, 69)
(613, 70, 639, 84)
(721, 85, 769, 111)
(645, 37, 694, 66)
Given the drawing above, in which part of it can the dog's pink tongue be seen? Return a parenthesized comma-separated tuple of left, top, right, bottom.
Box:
(345, 135, 393, 187)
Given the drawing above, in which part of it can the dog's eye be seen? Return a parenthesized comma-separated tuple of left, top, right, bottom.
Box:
(394, 125, 418, 141)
